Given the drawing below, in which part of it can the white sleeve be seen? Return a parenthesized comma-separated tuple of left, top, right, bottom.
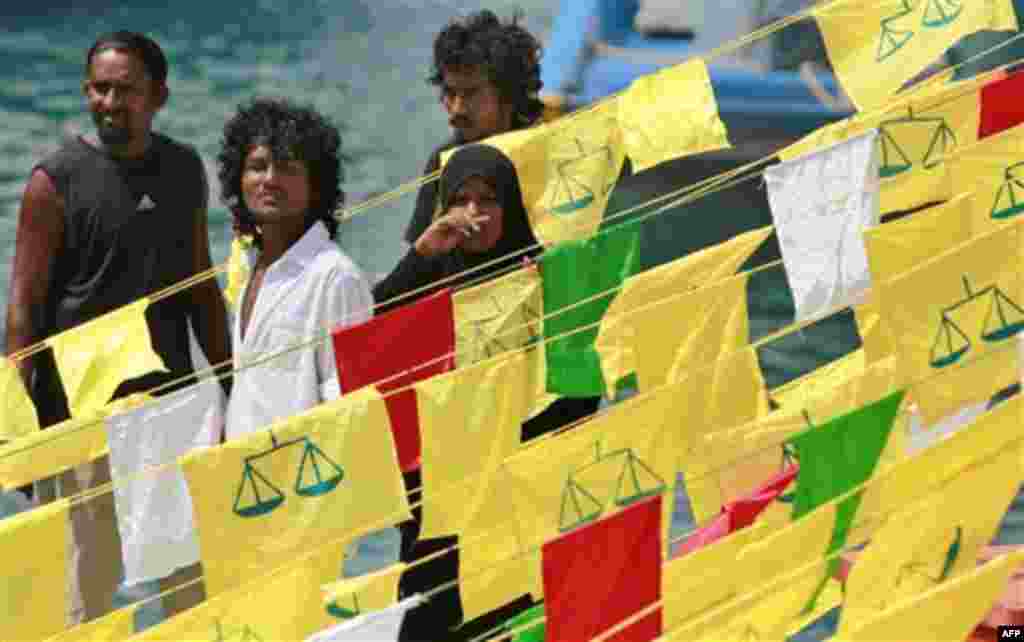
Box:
(317, 266, 374, 402)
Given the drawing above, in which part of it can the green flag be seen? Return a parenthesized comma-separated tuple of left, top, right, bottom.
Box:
(542, 220, 641, 396)
(505, 603, 545, 642)
(789, 389, 906, 569)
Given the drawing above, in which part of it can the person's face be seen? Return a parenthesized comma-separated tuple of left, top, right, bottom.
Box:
(83, 48, 165, 148)
(449, 176, 504, 253)
(440, 66, 513, 143)
(240, 145, 313, 226)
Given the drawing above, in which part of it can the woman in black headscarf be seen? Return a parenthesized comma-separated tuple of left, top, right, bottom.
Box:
(373, 144, 540, 308)
(373, 145, 600, 641)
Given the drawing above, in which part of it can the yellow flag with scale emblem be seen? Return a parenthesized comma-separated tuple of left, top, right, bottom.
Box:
(947, 122, 1024, 240)
(442, 98, 625, 245)
(813, 0, 1018, 111)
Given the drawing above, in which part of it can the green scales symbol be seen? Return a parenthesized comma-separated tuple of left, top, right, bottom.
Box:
(877, 108, 956, 178)
(233, 430, 344, 518)
(558, 441, 666, 533)
(989, 161, 1024, 220)
(928, 275, 1024, 369)
(876, 0, 964, 62)
(209, 620, 264, 642)
(545, 137, 615, 217)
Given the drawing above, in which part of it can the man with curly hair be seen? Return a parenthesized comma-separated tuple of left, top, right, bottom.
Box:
(5, 31, 231, 624)
(400, 9, 545, 247)
(219, 97, 373, 440)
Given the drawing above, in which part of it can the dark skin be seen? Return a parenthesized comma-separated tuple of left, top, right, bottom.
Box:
(5, 48, 232, 406)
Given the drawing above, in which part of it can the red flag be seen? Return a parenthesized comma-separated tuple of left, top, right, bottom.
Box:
(979, 69, 1024, 139)
(331, 289, 455, 472)
(542, 496, 662, 642)
(673, 465, 798, 558)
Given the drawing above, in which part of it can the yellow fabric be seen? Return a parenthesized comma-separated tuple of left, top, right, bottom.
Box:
(666, 504, 837, 642)
(842, 435, 1024, 636)
(780, 73, 986, 214)
(451, 267, 556, 417)
(0, 357, 39, 442)
(132, 545, 346, 641)
(322, 562, 405, 616)
(460, 506, 542, 621)
(224, 236, 252, 310)
(0, 394, 148, 490)
(948, 122, 1024, 237)
(813, 0, 1017, 111)
(663, 523, 769, 631)
(444, 98, 626, 245)
(0, 498, 70, 641)
(854, 297, 892, 364)
(47, 298, 167, 417)
(637, 271, 750, 394)
(834, 551, 1024, 642)
(861, 395, 1021, 535)
(617, 58, 731, 172)
(771, 349, 868, 410)
(503, 384, 676, 553)
(46, 606, 135, 642)
(857, 194, 975, 365)
(878, 223, 1022, 426)
(184, 387, 410, 596)
(596, 227, 770, 396)
(669, 348, 770, 524)
(715, 355, 906, 539)
(865, 193, 975, 280)
(417, 352, 530, 539)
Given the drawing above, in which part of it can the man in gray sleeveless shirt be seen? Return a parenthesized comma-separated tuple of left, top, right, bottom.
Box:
(4, 32, 231, 624)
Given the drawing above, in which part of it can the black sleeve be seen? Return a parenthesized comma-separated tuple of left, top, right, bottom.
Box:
(403, 150, 443, 245)
(371, 248, 448, 314)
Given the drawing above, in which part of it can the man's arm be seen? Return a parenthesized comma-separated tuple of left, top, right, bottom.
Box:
(187, 169, 232, 398)
(5, 169, 64, 390)
(402, 148, 443, 245)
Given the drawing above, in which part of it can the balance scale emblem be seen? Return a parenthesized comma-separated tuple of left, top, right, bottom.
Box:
(929, 275, 1024, 369)
(876, 0, 964, 63)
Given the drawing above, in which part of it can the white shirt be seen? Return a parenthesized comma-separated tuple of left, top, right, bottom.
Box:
(225, 222, 373, 440)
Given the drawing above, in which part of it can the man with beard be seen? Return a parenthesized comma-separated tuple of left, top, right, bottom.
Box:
(5, 31, 231, 623)
(400, 9, 545, 246)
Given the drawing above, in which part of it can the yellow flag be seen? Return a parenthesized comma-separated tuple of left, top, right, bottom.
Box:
(948, 122, 1024, 237)
(663, 523, 768, 631)
(670, 348, 770, 524)
(878, 223, 1022, 426)
(864, 193, 975, 281)
(842, 434, 1023, 636)
(183, 387, 410, 596)
(855, 298, 892, 364)
(0, 412, 107, 489)
(667, 504, 837, 642)
(131, 545, 346, 641)
(452, 267, 556, 418)
(780, 72, 988, 214)
(503, 387, 674, 552)
(224, 236, 253, 310)
(444, 98, 626, 245)
(834, 550, 1024, 642)
(861, 396, 1021, 534)
(813, 0, 1017, 111)
(417, 352, 530, 540)
(322, 563, 405, 618)
(0, 357, 38, 442)
(0, 499, 70, 641)
(46, 606, 135, 642)
(617, 58, 731, 172)
(48, 298, 167, 417)
(596, 227, 770, 396)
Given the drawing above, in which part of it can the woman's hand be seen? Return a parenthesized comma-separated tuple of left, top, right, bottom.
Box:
(414, 209, 490, 257)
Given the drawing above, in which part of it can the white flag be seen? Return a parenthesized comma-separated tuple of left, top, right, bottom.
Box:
(305, 595, 425, 642)
(105, 376, 223, 586)
(765, 130, 881, 322)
